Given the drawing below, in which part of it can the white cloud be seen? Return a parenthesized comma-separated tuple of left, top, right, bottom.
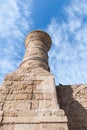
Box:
(0, 0, 33, 38)
(0, 0, 33, 84)
(47, 0, 87, 84)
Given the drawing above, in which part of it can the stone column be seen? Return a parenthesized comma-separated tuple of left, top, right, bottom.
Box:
(20, 30, 52, 71)
(0, 30, 68, 130)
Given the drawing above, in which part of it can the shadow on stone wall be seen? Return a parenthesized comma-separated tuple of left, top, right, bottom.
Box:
(56, 85, 87, 130)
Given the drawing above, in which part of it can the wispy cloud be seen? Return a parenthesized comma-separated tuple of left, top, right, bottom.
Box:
(47, 0, 87, 84)
(0, 0, 33, 84)
(1, 0, 87, 85)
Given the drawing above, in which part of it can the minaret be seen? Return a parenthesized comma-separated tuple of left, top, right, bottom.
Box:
(20, 30, 51, 72)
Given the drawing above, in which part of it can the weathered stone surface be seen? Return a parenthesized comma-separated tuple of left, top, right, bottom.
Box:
(15, 124, 40, 130)
(39, 100, 51, 109)
(18, 110, 36, 117)
(31, 100, 39, 110)
(1, 29, 86, 130)
(7, 94, 15, 101)
(33, 93, 43, 100)
(0, 30, 69, 130)
(20, 30, 52, 72)
(1, 124, 14, 130)
(57, 84, 87, 130)
(0, 111, 3, 117)
(15, 94, 28, 100)
(15, 124, 29, 130)
(15, 100, 31, 111)
(0, 94, 7, 101)
(2, 116, 67, 123)
(4, 111, 18, 117)
(0, 102, 4, 110)
(3, 101, 16, 111)
(42, 123, 68, 130)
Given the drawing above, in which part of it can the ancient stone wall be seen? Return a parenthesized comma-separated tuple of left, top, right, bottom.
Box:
(57, 84, 87, 130)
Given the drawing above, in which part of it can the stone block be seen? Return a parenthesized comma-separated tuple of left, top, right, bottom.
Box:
(13, 76, 22, 81)
(0, 89, 9, 94)
(42, 123, 68, 130)
(44, 93, 54, 100)
(32, 100, 39, 110)
(0, 94, 7, 101)
(18, 110, 36, 117)
(38, 110, 52, 116)
(38, 109, 65, 117)
(4, 81, 13, 86)
(7, 94, 15, 101)
(27, 80, 34, 85)
(32, 93, 43, 100)
(18, 88, 32, 94)
(33, 88, 43, 93)
(15, 100, 31, 111)
(17, 85, 27, 90)
(1, 124, 14, 130)
(4, 111, 18, 117)
(15, 124, 40, 130)
(15, 94, 28, 100)
(34, 80, 41, 85)
(2, 116, 67, 123)
(27, 85, 33, 89)
(51, 109, 65, 116)
(15, 124, 30, 130)
(3, 101, 16, 111)
(39, 100, 51, 109)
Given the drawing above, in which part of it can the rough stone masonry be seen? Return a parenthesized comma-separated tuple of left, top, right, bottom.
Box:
(0, 30, 87, 130)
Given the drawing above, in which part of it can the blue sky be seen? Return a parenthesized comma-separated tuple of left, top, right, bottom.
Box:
(0, 0, 87, 85)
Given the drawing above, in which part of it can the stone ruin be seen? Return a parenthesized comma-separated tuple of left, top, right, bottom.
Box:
(0, 30, 87, 130)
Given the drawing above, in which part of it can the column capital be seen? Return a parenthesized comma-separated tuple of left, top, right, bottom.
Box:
(25, 30, 52, 51)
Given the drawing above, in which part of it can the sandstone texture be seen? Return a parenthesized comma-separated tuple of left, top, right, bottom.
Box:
(0, 30, 86, 130)
(0, 30, 68, 130)
(57, 84, 87, 130)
